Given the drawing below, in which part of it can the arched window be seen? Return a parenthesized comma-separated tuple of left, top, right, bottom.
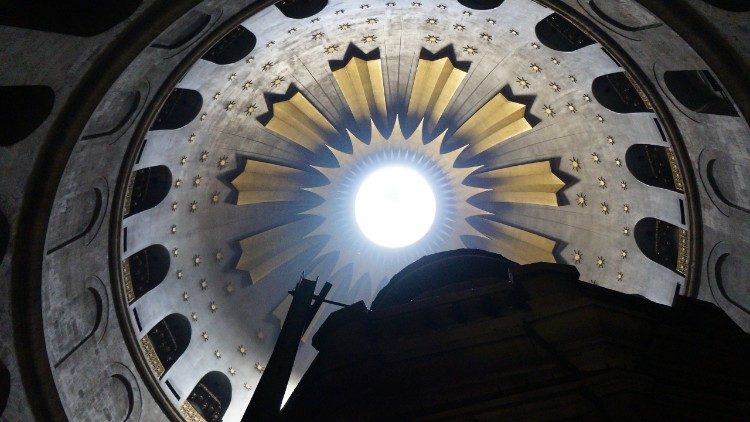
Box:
(0, 1, 142, 36)
(276, 0, 328, 19)
(125, 166, 172, 217)
(626, 144, 681, 192)
(144, 314, 191, 378)
(150, 88, 202, 131)
(0, 85, 54, 146)
(123, 245, 170, 303)
(535, 13, 595, 52)
(592, 72, 650, 113)
(202, 26, 257, 65)
(634, 218, 688, 275)
(457, 0, 504, 9)
(185, 372, 232, 422)
(664, 70, 738, 116)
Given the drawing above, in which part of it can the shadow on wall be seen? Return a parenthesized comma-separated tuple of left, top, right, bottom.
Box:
(186, 371, 232, 421)
(625, 144, 680, 192)
(0, 359, 9, 418)
(0, 1, 142, 36)
(0, 212, 8, 266)
(701, 0, 750, 12)
(593, 72, 650, 114)
(276, 0, 328, 19)
(202, 25, 257, 65)
(634, 217, 685, 275)
(0, 86, 54, 146)
(125, 166, 172, 218)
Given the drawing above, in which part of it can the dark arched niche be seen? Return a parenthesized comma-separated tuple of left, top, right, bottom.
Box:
(702, 0, 750, 12)
(458, 0, 505, 9)
(125, 245, 170, 303)
(150, 88, 202, 131)
(187, 371, 232, 421)
(0, 1, 142, 36)
(0, 212, 8, 266)
(276, 0, 328, 19)
(634, 218, 686, 275)
(592, 72, 650, 113)
(146, 314, 191, 377)
(126, 166, 172, 217)
(203, 25, 257, 65)
(0, 359, 9, 417)
(535, 13, 595, 52)
(664, 70, 738, 116)
(626, 144, 679, 192)
(0, 85, 54, 146)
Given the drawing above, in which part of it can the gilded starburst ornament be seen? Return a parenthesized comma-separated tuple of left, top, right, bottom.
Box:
(214, 350, 221, 359)
(623, 226, 630, 236)
(463, 45, 479, 55)
(480, 32, 492, 41)
(620, 180, 627, 190)
(592, 152, 600, 164)
(607, 135, 615, 145)
(549, 82, 560, 92)
(266, 41, 275, 48)
(209, 301, 218, 313)
(596, 114, 605, 123)
(569, 75, 577, 83)
(261, 62, 274, 71)
(487, 18, 496, 25)
(218, 156, 229, 169)
(601, 202, 609, 215)
(617, 271, 624, 281)
(576, 193, 587, 206)
(202, 332, 209, 341)
(193, 255, 201, 266)
(212, 92, 221, 100)
(425, 35, 440, 43)
(180, 156, 187, 166)
(171, 202, 178, 211)
(570, 157, 581, 172)
(517, 77, 530, 88)
(255, 362, 265, 372)
(238, 344, 247, 355)
(598, 176, 607, 189)
(200, 279, 208, 290)
(200, 151, 209, 162)
(426, 17, 438, 24)
(438, 4, 447, 10)
(323, 44, 339, 54)
(211, 191, 220, 204)
(597, 256, 605, 268)
(245, 103, 258, 115)
(453, 23, 465, 31)
(189, 201, 198, 212)
(621, 249, 628, 259)
(193, 175, 201, 187)
(362, 34, 377, 44)
(623, 203, 630, 213)
(543, 105, 555, 117)
(530, 42, 539, 49)
(171, 225, 177, 234)
(551, 57, 560, 65)
(244, 383, 252, 390)
(463, 10, 472, 16)
(366, 18, 378, 24)
(176, 270, 183, 279)
(573, 250, 582, 264)
(271, 76, 285, 87)
(287, 27, 297, 34)
(174, 179, 182, 188)
(191, 312, 198, 321)
(242, 80, 253, 90)
(567, 102, 577, 113)
(312, 32, 324, 41)
(583, 94, 591, 102)
(530, 63, 542, 73)
(189, 133, 196, 143)
(615, 158, 622, 167)
(335, 9, 344, 15)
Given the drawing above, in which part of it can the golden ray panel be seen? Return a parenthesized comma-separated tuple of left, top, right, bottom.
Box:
(407, 57, 467, 133)
(453, 93, 533, 157)
(235, 49, 562, 289)
(332, 54, 387, 129)
(263, 92, 338, 153)
(473, 161, 565, 206)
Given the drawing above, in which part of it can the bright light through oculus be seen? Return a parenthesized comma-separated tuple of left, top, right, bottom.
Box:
(354, 166, 436, 248)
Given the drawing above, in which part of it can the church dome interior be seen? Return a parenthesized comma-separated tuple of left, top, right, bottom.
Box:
(0, 0, 748, 420)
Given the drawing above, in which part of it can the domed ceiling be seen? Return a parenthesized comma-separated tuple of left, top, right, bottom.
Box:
(119, 0, 693, 419)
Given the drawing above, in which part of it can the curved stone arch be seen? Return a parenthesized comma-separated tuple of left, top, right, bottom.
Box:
(149, 88, 203, 131)
(182, 371, 232, 421)
(625, 144, 681, 193)
(106, 362, 143, 421)
(275, 0, 328, 19)
(583, 0, 662, 35)
(51, 278, 107, 368)
(458, 0, 505, 10)
(151, 10, 213, 51)
(202, 25, 257, 65)
(664, 70, 739, 117)
(535, 12, 595, 52)
(81, 81, 150, 144)
(122, 245, 171, 304)
(634, 217, 688, 276)
(592, 72, 651, 113)
(47, 177, 109, 255)
(0, 1, 142, 36)
(0, 85, 55, 147)
(124, 166, 172, 218)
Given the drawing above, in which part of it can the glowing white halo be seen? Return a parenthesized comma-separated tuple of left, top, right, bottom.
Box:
(354, 166, 436, 248)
